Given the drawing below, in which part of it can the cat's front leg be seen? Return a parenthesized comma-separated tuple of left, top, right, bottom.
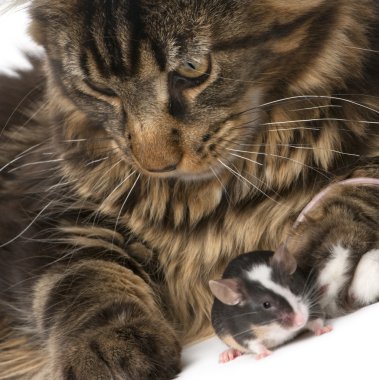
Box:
(33, 259, 181, 380)
(286, 175, 379, 316)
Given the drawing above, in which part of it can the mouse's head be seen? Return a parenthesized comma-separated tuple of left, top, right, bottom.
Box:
(210, 248, 310, 334)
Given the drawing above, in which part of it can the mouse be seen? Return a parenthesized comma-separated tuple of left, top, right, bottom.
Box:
(209, 248, 332, 363)
(209, 178, 379, 363)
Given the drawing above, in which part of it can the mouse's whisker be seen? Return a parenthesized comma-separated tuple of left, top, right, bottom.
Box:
(304, 282, 324, 303)
(230, 318, 281, 339)
(230, 327, 255, 339)
(301, 268, 319, 299)
(221, 310, 260, 321)
(308, 311, 326, 320)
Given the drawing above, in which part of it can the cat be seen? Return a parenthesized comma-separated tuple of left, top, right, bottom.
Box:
(0, 1, 378, 379)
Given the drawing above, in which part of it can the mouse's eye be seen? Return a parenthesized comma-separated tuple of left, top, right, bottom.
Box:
(263, 302, 272, 309)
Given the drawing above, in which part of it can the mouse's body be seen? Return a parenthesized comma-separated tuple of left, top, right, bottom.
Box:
(210, 251, 332, 362)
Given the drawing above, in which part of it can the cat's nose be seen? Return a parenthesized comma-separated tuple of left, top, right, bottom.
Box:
(131, 142, 182, 175)
(128, 119, 182, 175)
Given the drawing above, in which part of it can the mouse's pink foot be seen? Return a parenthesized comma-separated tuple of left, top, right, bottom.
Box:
(219, 348, 243, 363)
(255, 350, 272, 360)
(307, 318, 333, 336)
(314, 325, 333, 336)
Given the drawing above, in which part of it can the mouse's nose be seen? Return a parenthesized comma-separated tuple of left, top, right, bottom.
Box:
(293, 313, 306, 327)
(281, 312, 306, 328)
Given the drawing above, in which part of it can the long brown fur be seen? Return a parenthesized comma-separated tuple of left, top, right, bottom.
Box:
(0, 0, 378, 378)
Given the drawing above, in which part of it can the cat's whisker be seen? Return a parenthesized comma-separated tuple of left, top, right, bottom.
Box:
(97, 158, 124, 182)
(0, 201, 53, 249)
(13, 158, 119, 186)
(226, 148, 332, 180)
(230, 119, 379, 138)
(341, 45, 379, 54)
(15, 142, 46, 158)
(229, 98, 307, 120)
(5, 145, 121, 175)
(218, 159, 280, 204)
(111, 173, 141, 248)
(262, 118, 379, 128)
(234, 142, 360, 158)
(88, 159, 127, 227)
(7, 158, 65, 173)
(46, 179, 78, 192)
(6, 151, 118, 174)
(258, 95, 379, 115)
(85, 157, 109, 167)
(0, 142, 46, 173)
(231, 95, 379, 124)
(210, 167, 231, 205)
(62, 137, 114, 143)
(229, 153, 263, 166)
(231, 117, 379, 133)
(269, 127, 320, 132)
(0, 83, 44, 137)
(228, 158, 282, 199)
(98, 170, 136, 209)
(64, 146, 120, 156)
(288, 105, 343, 112)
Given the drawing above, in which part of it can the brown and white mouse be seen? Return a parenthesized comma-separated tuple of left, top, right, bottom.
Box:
(209, 249, 332, 363)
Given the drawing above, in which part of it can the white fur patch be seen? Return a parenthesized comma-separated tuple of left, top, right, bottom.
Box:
(251, 323, 299, 349)
(350, 249, 379, 305)
(318, 244, 351, 316)
(248, 265, 272, 285)
(247, 265, 309, 327)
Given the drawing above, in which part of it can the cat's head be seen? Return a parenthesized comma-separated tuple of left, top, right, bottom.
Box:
(28, 0, 368, 181)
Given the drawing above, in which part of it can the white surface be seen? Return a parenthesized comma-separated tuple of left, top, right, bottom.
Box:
(0, 4, 43, 76)
(181, 305, 379, 380)
(1, 6, 378, 380)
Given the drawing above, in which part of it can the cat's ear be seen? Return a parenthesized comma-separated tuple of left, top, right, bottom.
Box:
(28, 0, 78, 46)
(28, 21, 45, 46)
(271, 244, 297, 275)
(209, 279, 244, 306)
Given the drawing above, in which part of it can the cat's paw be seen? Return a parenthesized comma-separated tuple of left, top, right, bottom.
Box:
(49, 302, 181, 380)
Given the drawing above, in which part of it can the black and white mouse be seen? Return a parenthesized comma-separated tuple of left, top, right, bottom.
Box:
(209, 249, 332, 363)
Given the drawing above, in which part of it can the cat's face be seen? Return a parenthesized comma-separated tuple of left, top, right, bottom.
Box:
(31, 0, 329, 180)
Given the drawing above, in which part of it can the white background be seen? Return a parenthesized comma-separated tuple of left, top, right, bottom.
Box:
(0, 6, 378, 380)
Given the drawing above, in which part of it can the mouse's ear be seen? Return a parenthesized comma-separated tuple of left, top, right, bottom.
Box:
(209, 279, 243, 305)
(271, 243, 297, 275)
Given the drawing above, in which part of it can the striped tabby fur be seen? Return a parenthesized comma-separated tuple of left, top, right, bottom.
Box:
(0, 1, 378, 378)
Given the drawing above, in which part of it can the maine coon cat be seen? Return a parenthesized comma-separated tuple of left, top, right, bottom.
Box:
(0, 1, 378, 379)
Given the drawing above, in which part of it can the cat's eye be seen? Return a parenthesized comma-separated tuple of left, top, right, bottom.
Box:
(175, 57, 210, 79)
(84, 79, 118, 97)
